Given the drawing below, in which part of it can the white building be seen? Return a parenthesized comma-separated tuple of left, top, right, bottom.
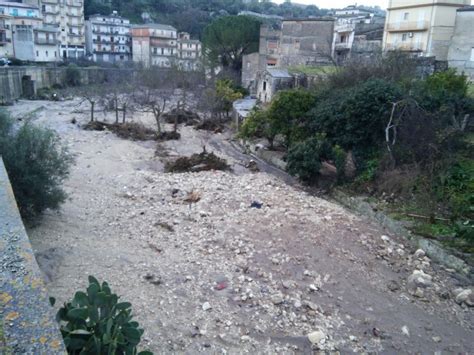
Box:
(24, 0, 85, 59)
(85, 12, 131, 63)
(0, 2, 59, 62)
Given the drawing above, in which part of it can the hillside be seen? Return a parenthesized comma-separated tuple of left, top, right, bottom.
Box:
(85, 0, 329, 37)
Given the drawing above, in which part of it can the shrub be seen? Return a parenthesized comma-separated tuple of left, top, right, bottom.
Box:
(0, 110, 72, 218)
(53, 276, 152, 355)
(65, 63, 81, 87)
(309, 79, 402, 152)
(286, 134, 333, 184)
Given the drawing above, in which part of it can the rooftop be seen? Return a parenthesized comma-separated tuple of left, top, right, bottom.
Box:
(266, 68, 293, 78)
(132, 23, 177, 31)
(0, 2, 38, 9)
(282, 17, 335, 22)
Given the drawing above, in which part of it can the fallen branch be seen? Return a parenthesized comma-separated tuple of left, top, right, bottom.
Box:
(404, 213, 450, 222)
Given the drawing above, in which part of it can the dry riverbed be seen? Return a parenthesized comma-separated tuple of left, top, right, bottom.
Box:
(7, 99, 474, 353)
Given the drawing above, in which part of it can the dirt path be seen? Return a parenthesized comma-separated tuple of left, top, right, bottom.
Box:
(8, 99, 473, 353)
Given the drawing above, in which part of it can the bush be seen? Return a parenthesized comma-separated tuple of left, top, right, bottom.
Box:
(53, 276, 152, 355)
(0, 111, 72, 218)
(65, 63, 81, 87)
(309, 79, 402, 152)
(286, 134, 334, 184)
(239, 108, 278, 148)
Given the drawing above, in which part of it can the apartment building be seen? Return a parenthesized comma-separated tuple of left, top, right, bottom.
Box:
(382, 0, 471, 60)
(24, 0, 85, 59)
(0, 1, 59, 61)
(0, 11, 13, 58)
(85, 12, 131, 63)
(132, 23, 177, 68)
(177, 31, 201, 70)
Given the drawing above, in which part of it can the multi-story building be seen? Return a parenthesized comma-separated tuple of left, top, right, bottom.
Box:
(24, 0, 85, 59)
(132, 23, 177, 68)
(447, 6, 474, 81)
(0, 1, 59, 61)
(85, 12, 131, 63)
(0, 11, 13, 58)
(132, 24, 202, 69)
(383, 0, 471, 60)
(177, 32, 201, 70)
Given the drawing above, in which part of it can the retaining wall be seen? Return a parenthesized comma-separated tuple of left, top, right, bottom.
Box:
(0, 158, 66, 354)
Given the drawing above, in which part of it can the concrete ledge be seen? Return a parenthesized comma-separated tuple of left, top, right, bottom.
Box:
(0, 158, 66, 354)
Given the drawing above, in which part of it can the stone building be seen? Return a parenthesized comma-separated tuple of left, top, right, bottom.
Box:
(447, 6, 474, 81)
(85, 12, 131, 64)
(242, 18, 335, 94)
(0, 2, 59, 62)
(382, 0, 470, 60)
(256, 68, 293, 104)
(132, 23, 178, 68)
(23, 0, 85, 59)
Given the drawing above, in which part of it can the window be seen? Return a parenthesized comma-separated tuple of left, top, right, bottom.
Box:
(263, 81, 267, 91)
(161, 48, 164, 55)
(54, 51, 57, 57)
(36, 50, 39, 57)
(402, 33, 408, 41)
(46, 50, 48, 57)
(403, 12, 409, 20)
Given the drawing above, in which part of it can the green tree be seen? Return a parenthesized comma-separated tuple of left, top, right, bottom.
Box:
(239, 108, 278, 149)
(202, 15, 261, 75)
(0, 111, 72, 218)
(215, 79, 243, 117)
(267, 89, 315, 147)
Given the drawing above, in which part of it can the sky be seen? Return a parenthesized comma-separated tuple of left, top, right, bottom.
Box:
(273, 0, 389, 9)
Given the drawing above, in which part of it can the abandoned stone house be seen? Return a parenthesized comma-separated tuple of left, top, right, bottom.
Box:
(256, 68, 294, 104)
(242, 18, 335, 94)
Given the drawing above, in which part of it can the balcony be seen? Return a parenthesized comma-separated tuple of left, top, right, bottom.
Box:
(386, 21, 429, 32)
(334, 42, 351, 51)
(35, 38, 59, 45)
(42, 0, 59, 4)
(44, 10, 59, 15)
(335, 24, 355, 33)
(67, 22, 84, 27)
(385, 42, 425, 52)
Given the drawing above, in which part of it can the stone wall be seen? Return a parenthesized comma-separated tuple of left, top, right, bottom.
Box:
(0, 158, 66, 354)
(0, 66, 135, 104)
(447, 7, 474, 82)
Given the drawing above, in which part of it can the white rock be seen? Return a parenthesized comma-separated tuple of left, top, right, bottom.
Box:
(307, 330, 326, 345)
(271, 294, 284, 305)
(202, 302, 212, 311)
(455, 289, 473, 305)
(402, 325, 410, 337)
(414, 249, 426, 259)
(381, 235, 390, 242)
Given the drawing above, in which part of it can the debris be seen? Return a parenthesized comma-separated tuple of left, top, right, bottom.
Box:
(165, 152, 230, 173)
(414, 249, 426, 259)
(84, 121, 157, 141)
(195, 120, 224, 133)
(454, 288, 473, 306)
(215, 282, 227, 291)
(245, 160, 259, 172)
(144, 274, 162, 286)
(250, 201, 263, 209)
(184, 190, 201, 204)
(401, 325, 410, 337)
(162, 108, 200, 125)
(202, 302, 212, 311)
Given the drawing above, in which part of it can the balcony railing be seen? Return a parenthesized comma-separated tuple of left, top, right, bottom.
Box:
(334, 42, 351, 50)
(386, 21, 429, 32)
(385, 42, 425, 52)
(35, 38, 60, 45)
(43, 10, 60, 15)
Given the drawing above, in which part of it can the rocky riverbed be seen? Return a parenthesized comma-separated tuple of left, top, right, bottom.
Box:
(6, 99, 473, 353)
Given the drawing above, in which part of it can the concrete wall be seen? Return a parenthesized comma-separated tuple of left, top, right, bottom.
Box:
(0, 158, 66, 354)
(448, 8, 474, 81)
(0, 66, 135, 104)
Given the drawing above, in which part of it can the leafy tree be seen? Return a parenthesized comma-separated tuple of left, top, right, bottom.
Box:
(0, 111, 72, 218)
(202, 15, 261, 75)
(267, 89, 315, 147)
(239, 108, 278, 149)
(286, 134, 334, 184)
(215, 79, 243, 117)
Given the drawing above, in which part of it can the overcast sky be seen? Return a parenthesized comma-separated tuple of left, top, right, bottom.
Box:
(273, 0, 389, 9)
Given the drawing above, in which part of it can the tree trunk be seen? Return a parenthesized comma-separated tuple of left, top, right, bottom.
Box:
(122, 104, 126, 123)
(90, 101, 95, 122)
(115, 98, 119, 123)
(154, 113, 162, 134)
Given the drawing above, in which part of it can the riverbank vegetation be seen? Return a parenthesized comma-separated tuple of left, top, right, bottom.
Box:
(240, 56, 473, 253)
